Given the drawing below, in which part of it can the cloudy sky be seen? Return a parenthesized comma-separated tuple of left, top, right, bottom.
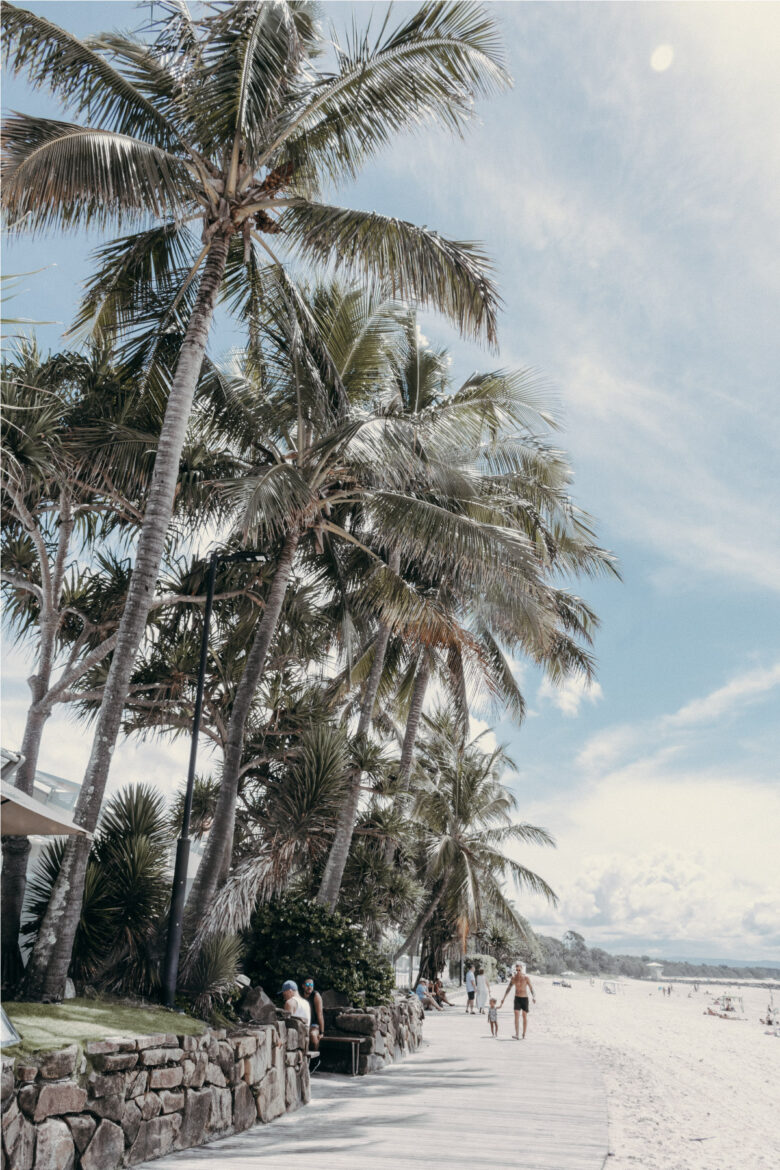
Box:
(3, 2, 778, 962)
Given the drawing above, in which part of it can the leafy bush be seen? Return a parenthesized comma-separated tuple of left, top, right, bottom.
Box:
(466, 952, 497, 981)
(243, 895, 394, 1006)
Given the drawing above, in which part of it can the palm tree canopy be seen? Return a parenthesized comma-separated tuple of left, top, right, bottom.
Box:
(2, 0, 509, 345)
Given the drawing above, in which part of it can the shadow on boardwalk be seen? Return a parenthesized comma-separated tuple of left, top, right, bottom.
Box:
(136, 1011, 608, 1170)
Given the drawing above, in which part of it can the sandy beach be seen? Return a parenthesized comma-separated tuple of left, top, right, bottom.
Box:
(518, 975, 780, 1169)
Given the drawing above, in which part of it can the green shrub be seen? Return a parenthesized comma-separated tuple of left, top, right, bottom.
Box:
(467, 953, 497, 981)
(243, 896, 394, 1006)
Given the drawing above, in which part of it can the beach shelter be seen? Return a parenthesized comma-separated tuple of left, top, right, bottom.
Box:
(0, 781, 90, 837)
(1, 1009, 21, 1049)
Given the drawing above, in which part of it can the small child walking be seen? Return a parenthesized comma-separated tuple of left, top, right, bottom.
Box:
(488, 997, 499, 1037)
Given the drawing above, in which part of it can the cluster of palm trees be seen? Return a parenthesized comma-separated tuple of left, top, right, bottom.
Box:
(1, 0, 617, 1003)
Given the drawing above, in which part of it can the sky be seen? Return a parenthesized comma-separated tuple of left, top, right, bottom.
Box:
(2, 1, 778, 963)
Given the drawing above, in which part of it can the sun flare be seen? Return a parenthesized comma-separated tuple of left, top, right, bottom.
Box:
(650, 44, 675, 72)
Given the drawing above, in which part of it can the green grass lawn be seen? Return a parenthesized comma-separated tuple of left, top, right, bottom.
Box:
(2, 997, 205, 1057)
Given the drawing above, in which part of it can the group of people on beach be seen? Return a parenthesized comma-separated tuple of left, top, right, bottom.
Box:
(422, 961, 536, 1040)
(415, 975, 455, 1011)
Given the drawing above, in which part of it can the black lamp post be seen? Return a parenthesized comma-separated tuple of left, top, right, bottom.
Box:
(162, 548, 264, 1009)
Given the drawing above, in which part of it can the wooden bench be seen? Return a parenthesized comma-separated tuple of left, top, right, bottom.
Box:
(317, 1034, 362, 1076)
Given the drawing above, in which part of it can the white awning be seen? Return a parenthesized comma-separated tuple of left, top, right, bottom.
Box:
(0, 782, 90, 837)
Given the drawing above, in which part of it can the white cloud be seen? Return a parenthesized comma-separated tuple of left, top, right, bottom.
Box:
(1, 646, 199, 806)
(515, 660, 779, 957)
(538, 675, 603, 718)
(664, 662, 780, 728)
(575, 723, 643, 773)
(469, 716, 497, 754)
(576, 660, 780, 775)
(516, 766, 780, 959)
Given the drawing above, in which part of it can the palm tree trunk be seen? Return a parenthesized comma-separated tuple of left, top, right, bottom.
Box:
(393, 882, 444, 962)
(185, 530, 300, 936)
(382, 652, 431, 866)
(1, 497, 67, 993)
(23, 234, 232, 1002)
(397, 652, 432, 793)
(317, 549, 400, 910)
(1, 702, 48, 991)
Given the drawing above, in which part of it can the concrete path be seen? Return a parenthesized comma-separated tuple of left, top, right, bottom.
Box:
(139, 1007, 608, 1170)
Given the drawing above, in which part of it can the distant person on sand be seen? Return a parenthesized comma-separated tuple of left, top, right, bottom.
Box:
(488, 997, 499, 1037)
(500, 962, 536, 1039)
(465, 964, 477, 1013)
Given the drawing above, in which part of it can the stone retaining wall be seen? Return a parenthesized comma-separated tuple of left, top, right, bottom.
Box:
(1, 1015, 309, 1170)
(320, 997, 424, 1075)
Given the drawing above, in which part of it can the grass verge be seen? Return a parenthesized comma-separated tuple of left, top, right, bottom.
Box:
(2, 997, 204, 1057)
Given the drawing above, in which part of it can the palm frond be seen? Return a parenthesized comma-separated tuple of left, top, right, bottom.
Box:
(1, 4, 180, 148)
(72, 222, 199, 339)
(265, 0, 509, 182)
(2, 115, 197, 233)
(200, 0, 303, 163)
(280, 200, 500, 345)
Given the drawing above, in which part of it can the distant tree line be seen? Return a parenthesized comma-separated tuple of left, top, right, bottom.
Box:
(655, 959, 779, 981)
(470, 923, 778, 982)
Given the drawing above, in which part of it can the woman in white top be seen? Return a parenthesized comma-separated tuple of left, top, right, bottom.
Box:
(475, 968, 490, 1013)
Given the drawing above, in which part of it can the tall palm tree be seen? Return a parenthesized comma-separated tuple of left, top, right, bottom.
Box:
(394, 710, 557, 977)
(382, 316, 612, 797)
(1, 343, 152, 989)
(315, 317, 617, 906)
(0, 341, 250, 990)
(184, 280, 530, 932)
(3, 0, 508, 999)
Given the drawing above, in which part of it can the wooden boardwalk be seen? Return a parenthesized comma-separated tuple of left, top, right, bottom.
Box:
(139, 1007, 608, 1170)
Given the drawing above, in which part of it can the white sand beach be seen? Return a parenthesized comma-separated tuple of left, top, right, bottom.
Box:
(525, 975, 779, 1169)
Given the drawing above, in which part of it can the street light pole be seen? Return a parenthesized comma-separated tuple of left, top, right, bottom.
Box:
(162, 551, 218, 1008)
(162, 549, 264, 1008)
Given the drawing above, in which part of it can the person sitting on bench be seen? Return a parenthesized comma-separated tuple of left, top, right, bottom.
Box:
(301, 976, 325, 1050)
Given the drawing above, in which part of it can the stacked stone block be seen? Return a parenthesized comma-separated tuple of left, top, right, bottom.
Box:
(1, 1017, 309, 1169)
(321, 998, 425, 1075)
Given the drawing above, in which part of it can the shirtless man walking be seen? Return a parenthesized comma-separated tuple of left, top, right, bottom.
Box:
(499, 962, 536, 1040)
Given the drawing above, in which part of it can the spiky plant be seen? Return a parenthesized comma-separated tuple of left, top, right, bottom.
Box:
(22, 784, 173, 994)
(183, 933, 244, 1020)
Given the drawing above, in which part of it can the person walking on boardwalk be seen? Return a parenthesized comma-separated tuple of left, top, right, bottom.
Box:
(476, 967, 490, 1013)
(500, 962, 536, 1039)
(488, 997, 499, 1037)
(465, 963, 477, 1013)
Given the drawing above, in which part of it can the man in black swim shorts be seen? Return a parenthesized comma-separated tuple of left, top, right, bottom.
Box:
(500, 962, 536, 1039)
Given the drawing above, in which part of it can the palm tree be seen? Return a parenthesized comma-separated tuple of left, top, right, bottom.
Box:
(184, 279, 529, 932)
(394, 710, 557, 978)
(3, 0, 508, 1000)
(315, 317, 617, 906)
(0, 342, 249, 990)
(381, 316, 612, 799)
(1, 344, 149, 989)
